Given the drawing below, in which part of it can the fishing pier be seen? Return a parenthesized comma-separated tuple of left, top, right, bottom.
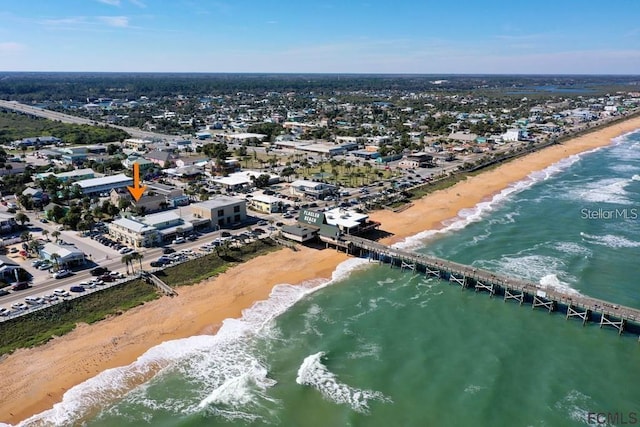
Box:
(341, 235, 640, 337)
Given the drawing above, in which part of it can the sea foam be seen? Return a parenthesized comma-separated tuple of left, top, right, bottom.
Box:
(394, 147, 598, 251)
(18, 258, 371, 426)
(295, 351, 391, 413)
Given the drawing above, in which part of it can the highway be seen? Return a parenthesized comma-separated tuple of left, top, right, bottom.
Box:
(0, 99, 175, 142)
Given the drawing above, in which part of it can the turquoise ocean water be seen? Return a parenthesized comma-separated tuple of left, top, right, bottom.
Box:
(15, 131, 640, 427)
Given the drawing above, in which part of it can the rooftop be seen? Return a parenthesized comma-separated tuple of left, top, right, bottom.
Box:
(111, 217, 155, 233)
(75, 173, 132, 188)
(191, 196, 245, 210)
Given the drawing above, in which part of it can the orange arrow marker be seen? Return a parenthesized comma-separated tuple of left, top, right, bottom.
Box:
(127, 163, 147, 202)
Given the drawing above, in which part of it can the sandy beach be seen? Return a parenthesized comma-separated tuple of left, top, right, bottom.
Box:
(1, 116, 640, 425)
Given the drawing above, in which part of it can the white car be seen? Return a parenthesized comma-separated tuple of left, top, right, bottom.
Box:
(0, 307, 10, 316)
(119, 247, 133, 254)
(11, 302, 28, 311)
(172, 237, 186, 244)
(25, 296, 45, 305)
(53, 289, 70, 297)
(42, 294, 59, 302)
(53, 269, 72, 279)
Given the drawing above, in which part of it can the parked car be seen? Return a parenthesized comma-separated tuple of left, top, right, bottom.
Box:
(0, 307, 10, 316)
(42, 294, 59, 302)
(25, 296, 45, 305)
(11, 302, 28, 310)
(99, 274, 115, 282)
(90, 267, 109, 276)
(53, 289, 70, 297)
(69, 285, 85, 293)
(257, 220, 268, 226)
(78, 281, 96, 289)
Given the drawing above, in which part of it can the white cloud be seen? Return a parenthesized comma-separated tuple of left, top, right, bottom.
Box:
(97, 0, 121, 6)
(129, 0, 146, 7)
(98, 16, 130, 27)
(0, 42, 25, 53)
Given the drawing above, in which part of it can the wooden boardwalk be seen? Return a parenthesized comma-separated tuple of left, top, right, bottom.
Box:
(343, 236, 640, 336)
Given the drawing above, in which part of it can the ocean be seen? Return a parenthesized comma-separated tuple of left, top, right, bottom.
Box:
(16, 130, 640, 426)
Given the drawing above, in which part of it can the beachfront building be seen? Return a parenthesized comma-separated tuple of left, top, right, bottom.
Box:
(108, 217, 159, 248)
(39, 242, 86, 267)
(286, 207, 380, 245)
(322, 207, 380, 235)
(73, 174, 133, 195)
(189, 197, 247, 228)
(280, 224, 316, 243)
(289, 180, 336, 200)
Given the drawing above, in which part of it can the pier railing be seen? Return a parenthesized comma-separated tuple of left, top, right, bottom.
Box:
(343, 236, 639, 336)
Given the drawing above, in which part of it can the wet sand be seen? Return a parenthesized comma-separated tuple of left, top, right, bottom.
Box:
(1, 116, 639, 425)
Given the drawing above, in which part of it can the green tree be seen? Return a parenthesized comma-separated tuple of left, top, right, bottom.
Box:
(15, 212, 29, 226)
(121, 254, 133, 275)
(50, 253, 61, 271)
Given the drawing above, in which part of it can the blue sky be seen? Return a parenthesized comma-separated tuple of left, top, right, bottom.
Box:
(0, 0, 639, 73)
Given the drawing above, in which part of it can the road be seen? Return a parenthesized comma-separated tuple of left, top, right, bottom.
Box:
(0, 99, 175, 142)
(0, 215, 280, 313)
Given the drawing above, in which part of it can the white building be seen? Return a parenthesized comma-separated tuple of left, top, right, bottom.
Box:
(74, 174, 133, 195)
(289, 180, 336, 200)
(502, 129, 524, 142)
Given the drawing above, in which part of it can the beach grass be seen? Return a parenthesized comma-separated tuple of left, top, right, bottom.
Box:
(0, 279, 159, 356)
(155, 238, 280, 287)
(0, 239, 282, 356)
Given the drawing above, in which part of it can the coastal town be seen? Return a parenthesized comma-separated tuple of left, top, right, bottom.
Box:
(1, 75, 639, 319)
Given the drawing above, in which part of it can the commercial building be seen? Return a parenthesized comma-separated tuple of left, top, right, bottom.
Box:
(108, 217, 158, 248)
(35, 168, 96, 183)
(142, 211, 193, 241)
(39, 242, 86, 267)
(74, 174, 133, 195)
(249, 194, 287, 213)
(289, 180, 336, 200)
(189, 197, 247, 228)
(212, 171, 280, 191)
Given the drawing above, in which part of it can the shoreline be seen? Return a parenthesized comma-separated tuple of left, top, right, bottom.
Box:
(2, 116, 640, 425)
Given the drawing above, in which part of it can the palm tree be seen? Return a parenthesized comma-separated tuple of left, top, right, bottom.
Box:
(131, 252, 144, 272)
(42, 229, 50, 241)
(51, 230, 61, 242)
(121, 254, 133, 274)
(50, 253, 61, 272)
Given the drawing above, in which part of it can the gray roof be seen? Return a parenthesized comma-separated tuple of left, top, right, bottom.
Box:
(191, 196, 245, 210)
(281, 225, 316, 237)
